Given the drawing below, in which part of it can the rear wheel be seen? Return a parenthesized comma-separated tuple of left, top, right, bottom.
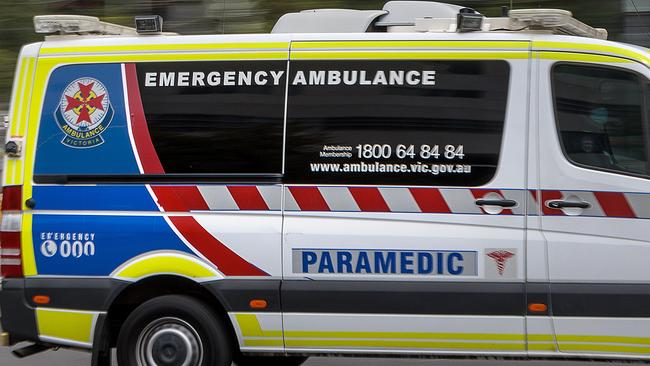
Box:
(117, 295, 232, 366)
(234, 354, 308, 366)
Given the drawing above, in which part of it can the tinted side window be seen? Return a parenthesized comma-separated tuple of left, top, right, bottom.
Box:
(136, 61, 286, 174)
(285, 60, 510, 186)
(553, 64, 649, 177)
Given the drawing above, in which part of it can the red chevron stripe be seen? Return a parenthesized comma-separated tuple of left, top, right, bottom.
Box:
(594, 191, 636, 218)
(408, 188, 451, 213)
(151, 186, 186, 212)
(125, 64, 164, 174)
(349, 187, 390, 212)
(227, 186, 269, 210)
(151, 186, 209, 212)
(175, 186, 209, 211)
(169, 216, 268, 276)
(149, 185, 642, 218)
(289, 186, 330, 211)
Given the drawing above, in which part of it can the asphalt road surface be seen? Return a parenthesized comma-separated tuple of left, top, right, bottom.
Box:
(0, 345, 637, 366)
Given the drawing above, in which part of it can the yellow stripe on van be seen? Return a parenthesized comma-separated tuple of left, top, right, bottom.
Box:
(538, 51, 633, 64)
(36, 308, 96, 346)
(22, 57, 58, 214)
(9, 60, 28, 137)
(284, 339, 526, 350)
(236, 314, 284, 347)
(40, 42, 289, 55)
(39, 52, 289, 63)
(17, 58, 36, 138)
(12, 158, 20, 184)
(20, 53, 56, 278)
(235, 314, 650, 354)
(528, 343, 557, 351)
(291, 41, 530, 50)
(534, 41, 650, 65)
(243, 339, 285, 347)
(558, 334, 650, 346)
(235, 313, 526, 351)
(236, 314, 283, 338)
(5, 160, 15, 186)
(114, 254, 219, 280)
(291, 51, 529, 60)
(236, 313, 525, 342)
(561, 343, 650, 354)
(528, 334, 555, 342)
(9, 159, 17, 185)
(4, 58, 34, 186)
(283, 330, 525, 341)
(21, 213, 37, 276)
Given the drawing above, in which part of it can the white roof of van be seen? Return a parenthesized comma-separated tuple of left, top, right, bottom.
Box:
(34, 32, 650, 67)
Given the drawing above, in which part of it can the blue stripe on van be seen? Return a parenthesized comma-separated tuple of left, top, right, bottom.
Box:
(32, 185, 158, 212)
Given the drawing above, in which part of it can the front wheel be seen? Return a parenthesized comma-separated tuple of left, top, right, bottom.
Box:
(117, 295, 232, 366)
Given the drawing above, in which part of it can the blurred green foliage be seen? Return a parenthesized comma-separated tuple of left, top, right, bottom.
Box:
(0, 0, 639, 109)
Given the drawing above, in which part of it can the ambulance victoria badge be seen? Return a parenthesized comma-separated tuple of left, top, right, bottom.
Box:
(55, 78, 113, 148)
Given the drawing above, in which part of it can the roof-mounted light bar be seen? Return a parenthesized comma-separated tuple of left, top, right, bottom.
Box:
(508, 9, 608, 40)
(413, 6, 607, 39)
(34, 15, 138, 36)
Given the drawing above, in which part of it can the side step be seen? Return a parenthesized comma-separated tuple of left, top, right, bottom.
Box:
(11, 343, 52, 358)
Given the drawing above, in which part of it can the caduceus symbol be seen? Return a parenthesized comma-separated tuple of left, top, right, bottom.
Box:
(487, 250, 514, 275)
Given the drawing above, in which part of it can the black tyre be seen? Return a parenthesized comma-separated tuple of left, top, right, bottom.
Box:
(117, 295, 232, 366)
(234, 354, 308, 366)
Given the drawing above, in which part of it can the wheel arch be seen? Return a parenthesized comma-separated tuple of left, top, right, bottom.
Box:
(103, 275, 238, 350)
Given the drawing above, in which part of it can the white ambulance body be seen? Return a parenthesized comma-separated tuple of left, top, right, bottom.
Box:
(1, 2, 650, 366)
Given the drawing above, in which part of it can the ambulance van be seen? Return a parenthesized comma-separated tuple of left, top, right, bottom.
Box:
(1, 1, 650, 365)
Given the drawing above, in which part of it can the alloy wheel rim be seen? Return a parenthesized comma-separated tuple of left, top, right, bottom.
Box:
(135, 317, 204, 366)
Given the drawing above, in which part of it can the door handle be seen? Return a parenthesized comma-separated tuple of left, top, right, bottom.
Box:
(475, 199, 518, 208)
(546, 200, 591, 210)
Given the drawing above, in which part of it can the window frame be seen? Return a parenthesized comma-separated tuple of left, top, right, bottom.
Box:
(550, 61, 650, 180)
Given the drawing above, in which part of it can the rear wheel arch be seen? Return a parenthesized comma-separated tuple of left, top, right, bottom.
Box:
(103, 276, 237, 350)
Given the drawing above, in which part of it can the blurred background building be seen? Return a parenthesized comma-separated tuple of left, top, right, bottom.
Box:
(0, 0, 649, 111)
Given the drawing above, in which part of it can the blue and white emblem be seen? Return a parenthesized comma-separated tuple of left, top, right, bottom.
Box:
(54, 77, 114, 148)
